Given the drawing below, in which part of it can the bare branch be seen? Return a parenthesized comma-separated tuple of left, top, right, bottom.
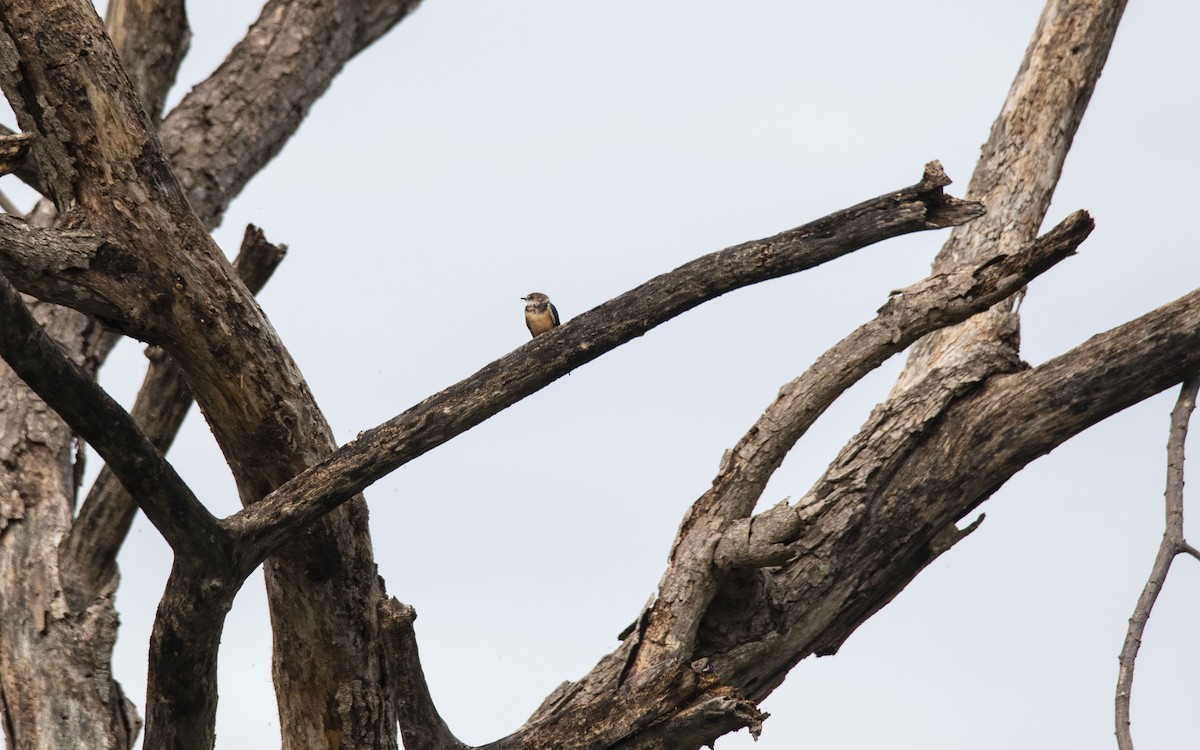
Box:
(899, 0, 1129, 387)
(717, 210, 1093, 564)
(482, 659, 763, 750)
(104, 0, 190, 123)
(230, 163, 985, 559)
(699, 286, 1200, 703)
(160, 0, 426, 229)
(0, 269, 227, 564)
(380, 599, 466, 750)
(632, 210, 1093, 674)
(145, 563, 241, 750)
(0, 0, 424, 745)
(1115, 376, 1200, 750)
(0, 216, 121, 319)
(58, 225, 287, 608)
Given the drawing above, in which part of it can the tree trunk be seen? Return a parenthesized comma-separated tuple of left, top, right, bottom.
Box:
(0, 301, 139, 750)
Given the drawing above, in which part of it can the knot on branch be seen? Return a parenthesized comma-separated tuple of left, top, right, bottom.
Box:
(0, 132, 34, 177)
(713, 500, 802, 569)
(915, 159, 985, 228)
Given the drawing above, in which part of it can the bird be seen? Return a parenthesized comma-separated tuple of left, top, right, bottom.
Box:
(522, 292, 560, 337)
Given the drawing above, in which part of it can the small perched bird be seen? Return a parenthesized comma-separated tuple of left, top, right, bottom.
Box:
(522, 292, 560, 337)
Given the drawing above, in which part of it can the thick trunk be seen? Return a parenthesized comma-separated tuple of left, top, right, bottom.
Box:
(0, 1, 421, 745)
(0, 302, 138, 750)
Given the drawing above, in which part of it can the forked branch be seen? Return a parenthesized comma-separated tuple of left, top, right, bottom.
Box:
(230, 162, 984, 560)
(58, 225, 287, 607)
(630, 209, 1094, 674)
(1115, 376, 1200, 750)
(0, 270, 227, 564)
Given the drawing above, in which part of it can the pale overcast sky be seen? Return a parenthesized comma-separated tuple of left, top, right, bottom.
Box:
(15, 2, 1200, 748)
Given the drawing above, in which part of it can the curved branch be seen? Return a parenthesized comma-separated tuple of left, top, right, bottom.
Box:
(0, 269, 227, 564)
(230, 162, 984, 558)
(1114, 376, 1199, 750)
(58, 225, 287, 608)
(627, 209, 1093, 674)
(160, 0, 425, 229)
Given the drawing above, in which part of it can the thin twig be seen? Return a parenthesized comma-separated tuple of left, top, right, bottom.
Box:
(1115, 375, 1200, 750)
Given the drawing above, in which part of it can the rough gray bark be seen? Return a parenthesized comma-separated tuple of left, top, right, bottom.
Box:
(104, 0, 190, 124)
(0, 1, 190, 745)
(58, 227, 286, 613)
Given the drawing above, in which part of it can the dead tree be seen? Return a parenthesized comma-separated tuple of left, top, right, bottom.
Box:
(0, 0, 1193, 748)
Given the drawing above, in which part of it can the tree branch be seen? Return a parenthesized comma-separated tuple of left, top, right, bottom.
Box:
(699, 284, 1200, 704)
(159, 0, 426, 229)
(58, 225, 287, 609)
(713, 211, 1093, 567)
(898, 0, 1128, 385)
(483, 658, 764, 750)
(0, 216, 122, 320)
(380, 598, 466, 750)
(0, 0, 423, 745)
(145, 562, 241, 750)
(1115, 376, 1200, 750)
(230, 162, 984, 559)
(104, 0, 190, 123)
(627, 209, 1093, 675)
(0, 269, 227, 564)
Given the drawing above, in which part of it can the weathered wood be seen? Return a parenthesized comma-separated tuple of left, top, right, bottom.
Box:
(898, 0, 1129, 387)
(104, 0, 189, 124)
(0, 302, 140, 750)
(0, 0, 422, 746)
(58, 226, 287, 610)
(629, 210, 1093, 676)
(232, 162, 985, 553)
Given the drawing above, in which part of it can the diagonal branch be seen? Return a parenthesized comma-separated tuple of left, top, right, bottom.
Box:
(229, 162, 984, 559)
(160, 0, 426, 229)
(1115, 376, 1200, 750)
(625, 209, 1093, 676)
(700, 284, 1200, 704)
(104, 0, 190, 124)
(380, 598, 467, 750)
(58, 225, 287, 608)
(898, 0, 1128, 386)
(0, 269, 227, 564)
